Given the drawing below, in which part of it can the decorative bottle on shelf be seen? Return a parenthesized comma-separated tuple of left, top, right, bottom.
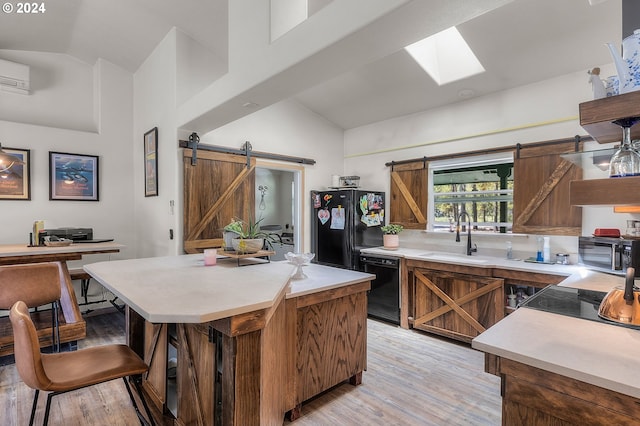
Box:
(610, 122, 640, 177)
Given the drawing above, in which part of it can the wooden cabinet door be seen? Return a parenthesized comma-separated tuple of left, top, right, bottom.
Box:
(513, 142, 582, 235)
(183, 150, 256, 253)
(413, 269, 503, 343)
(176, 323, 214, 425)
(389, 163, 428, 229)
(142, 322, 167, 410)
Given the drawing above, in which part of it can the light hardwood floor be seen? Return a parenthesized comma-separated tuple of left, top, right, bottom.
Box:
(0, 311, 501, 425)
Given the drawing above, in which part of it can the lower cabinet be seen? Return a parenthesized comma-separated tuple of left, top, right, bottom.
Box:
(404, 260, 567, 344)
(411, 266, 504, 343)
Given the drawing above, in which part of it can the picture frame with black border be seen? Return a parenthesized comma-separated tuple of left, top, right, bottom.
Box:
(49, 151, 99, 201)
(144, 127, 158, 197)
(0, 147, 30, 200)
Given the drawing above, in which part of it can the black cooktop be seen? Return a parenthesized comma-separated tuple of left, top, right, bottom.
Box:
(519, 285, 640, 330)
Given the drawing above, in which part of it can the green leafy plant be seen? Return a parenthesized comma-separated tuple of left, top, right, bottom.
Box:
(224, 217, 276, 247)
(380, 224, 404, 235)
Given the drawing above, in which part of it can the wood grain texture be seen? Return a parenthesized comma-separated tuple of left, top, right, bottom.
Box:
(579, 91, 640, 143)
(294, 291, 367, 404)
(570, 176, 640, 206)
(142, 322, 166, 409)
(413, 269, 503, 343)
(183, 149, 255, 254)
(513, 147, 582, 235)
(260, 295, 288, 426)
(389, 167, 428, 229)
(177, 323, 213, 425)
(500, 357, 640, 425)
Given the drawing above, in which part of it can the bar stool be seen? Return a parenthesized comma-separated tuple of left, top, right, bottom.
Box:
(10, 300, 155, 425)
(0, 262, 61, 352)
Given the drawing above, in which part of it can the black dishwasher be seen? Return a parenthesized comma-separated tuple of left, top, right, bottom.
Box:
(359, 254, 400, 325)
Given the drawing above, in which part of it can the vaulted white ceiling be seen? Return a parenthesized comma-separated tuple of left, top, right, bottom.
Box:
(0, 0, 622, 130)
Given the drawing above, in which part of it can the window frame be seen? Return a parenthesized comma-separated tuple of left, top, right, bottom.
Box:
(427, 152, 515, 232)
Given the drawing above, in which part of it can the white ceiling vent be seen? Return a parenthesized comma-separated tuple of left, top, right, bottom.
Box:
(0, 59, 30, 94)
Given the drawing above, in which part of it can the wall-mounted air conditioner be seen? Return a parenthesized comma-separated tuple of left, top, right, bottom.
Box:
(0, 59, 30, 94)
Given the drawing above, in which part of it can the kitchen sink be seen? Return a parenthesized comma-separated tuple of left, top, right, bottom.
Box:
(416, 252, 489, 264)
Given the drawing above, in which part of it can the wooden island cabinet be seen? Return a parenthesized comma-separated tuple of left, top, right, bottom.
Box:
(85, 256, 372, 425)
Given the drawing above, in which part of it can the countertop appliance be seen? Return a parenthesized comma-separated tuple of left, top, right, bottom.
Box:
(578, 236, 640, 277)
(39, 228, 113, 244)
(359, 254, 400, 324)
(519, 285, 640, 330)
(311, 189, 384, 270)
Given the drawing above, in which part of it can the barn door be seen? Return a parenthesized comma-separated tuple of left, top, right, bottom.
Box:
(389, 162, 428, 229)
(512, 141, 582, 235)
(183, 149, 255, 254)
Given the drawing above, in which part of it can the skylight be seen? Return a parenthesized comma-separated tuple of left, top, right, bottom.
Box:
(404, 27, 485, 86)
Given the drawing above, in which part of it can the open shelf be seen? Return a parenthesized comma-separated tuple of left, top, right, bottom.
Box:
(579, 91, 640, 143)
(570, 176, 640, 206)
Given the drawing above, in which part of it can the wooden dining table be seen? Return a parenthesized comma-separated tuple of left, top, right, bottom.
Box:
(0, 242, 123, 357)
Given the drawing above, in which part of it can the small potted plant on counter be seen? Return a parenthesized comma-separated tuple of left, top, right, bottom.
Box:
(224, 217, 274, 254)
(380, 223, 403, 250)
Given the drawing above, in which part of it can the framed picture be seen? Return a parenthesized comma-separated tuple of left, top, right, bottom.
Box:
(49, 152, 99, 201)
(144, 127, 158, 197)
(0, 147, 30, 200)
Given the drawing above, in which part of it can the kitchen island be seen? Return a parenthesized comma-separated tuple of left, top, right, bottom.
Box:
(84, 255, 373, 425)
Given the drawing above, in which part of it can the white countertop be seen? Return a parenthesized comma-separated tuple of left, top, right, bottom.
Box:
(363, 245, 640, 398)
(361, 246, 582, 277)
(84, 254, 373, 323)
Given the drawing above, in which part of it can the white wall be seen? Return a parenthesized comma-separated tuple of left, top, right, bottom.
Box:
(0, 51, 96, 132)
(0, 52, 135, 263)
(344, 64, 638, 258)
(133, 29, 181, 258)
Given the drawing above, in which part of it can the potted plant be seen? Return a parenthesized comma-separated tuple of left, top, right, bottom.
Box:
(380, 223, 403, 250)
(224, 217, 274, 254)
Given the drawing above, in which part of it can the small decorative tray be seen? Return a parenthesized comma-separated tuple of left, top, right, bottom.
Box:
(44, 239, 73, 247)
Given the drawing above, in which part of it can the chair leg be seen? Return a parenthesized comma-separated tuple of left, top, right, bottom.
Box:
(81, 278, 90, 304)
(123, 377, 155, 426)
(28, 389, 39, 426)
(43, 392, 54, 426)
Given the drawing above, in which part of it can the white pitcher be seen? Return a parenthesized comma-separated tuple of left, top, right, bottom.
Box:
(607, 29, 640, 94)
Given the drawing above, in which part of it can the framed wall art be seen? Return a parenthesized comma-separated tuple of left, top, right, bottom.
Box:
(49, 151, 99, 201)
(144, 127, 158, 197)
(0, 147, 30, 200)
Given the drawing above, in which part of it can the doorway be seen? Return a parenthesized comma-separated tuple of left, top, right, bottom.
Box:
(255, 161, 303, 260)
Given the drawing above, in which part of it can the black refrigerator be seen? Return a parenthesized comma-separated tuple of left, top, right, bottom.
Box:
(310, 189, 385, 269)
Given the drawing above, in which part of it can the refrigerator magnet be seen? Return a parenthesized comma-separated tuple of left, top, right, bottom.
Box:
(318, 209, 330, 225)
(330, 206, 345, 230)
(313, 193, 321, 208)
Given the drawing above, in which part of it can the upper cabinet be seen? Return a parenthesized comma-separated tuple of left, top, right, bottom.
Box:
(579, 91, 640, 144)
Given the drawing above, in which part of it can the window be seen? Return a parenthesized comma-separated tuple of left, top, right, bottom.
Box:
(429, 153, 514, 233)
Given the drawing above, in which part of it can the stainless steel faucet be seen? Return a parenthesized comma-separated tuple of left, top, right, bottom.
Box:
(456, 212, 478, 256)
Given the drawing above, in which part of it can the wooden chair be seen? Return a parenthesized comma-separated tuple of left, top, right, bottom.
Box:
(0, 262, 61, 352)
(10, 300, 155, 426)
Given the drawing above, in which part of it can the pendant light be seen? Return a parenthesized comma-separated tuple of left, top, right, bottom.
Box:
(0, 143, 24, 174)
